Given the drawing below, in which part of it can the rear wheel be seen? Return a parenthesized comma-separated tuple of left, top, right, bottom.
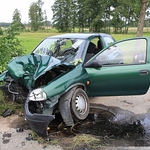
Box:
(71, 88, 89, 120)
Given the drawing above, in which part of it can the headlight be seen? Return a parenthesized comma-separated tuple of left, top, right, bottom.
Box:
(28, 88, 47, 101)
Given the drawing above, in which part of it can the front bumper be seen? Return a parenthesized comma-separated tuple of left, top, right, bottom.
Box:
(25, 98, 55, 137)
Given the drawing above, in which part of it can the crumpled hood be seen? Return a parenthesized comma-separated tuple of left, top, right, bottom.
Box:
(7, 54, 61, 88)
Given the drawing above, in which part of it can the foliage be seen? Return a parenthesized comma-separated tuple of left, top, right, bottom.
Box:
(0, 27, 3, 35)
(51, 0, 148, 33)
(28, 0, 45, 31)
(52, 0, 73, 32)
(110, 0, 141, 34)
(0, 91, 24, 114)
(11, 9, 25, 32)
(0, 26, 25, 73)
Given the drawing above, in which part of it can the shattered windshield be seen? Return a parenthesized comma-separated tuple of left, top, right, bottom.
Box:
(32, 38, 85, 64)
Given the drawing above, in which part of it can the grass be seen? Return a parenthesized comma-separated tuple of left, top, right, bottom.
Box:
(26, 130, 101, 149)
(71, 134, 101, 149)
(0, 91, 8, 114)
(111, 33, 137, 41)
(0, 91, 24, 115)
(19, 32, 61, 54)
(18, 31, 150, 54)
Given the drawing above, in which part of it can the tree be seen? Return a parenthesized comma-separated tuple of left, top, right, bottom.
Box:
(43, 10, 48, 28)
(51, 0, 150, 34)
(52, 0, 73, 32)
(11, 9, 25, 31)
(84, 0, 103, 32)
(108, 0, 141, 34)
(28, 0, 44, 31)
(76, 0, 85, 32)
(137, 0, 148, 36)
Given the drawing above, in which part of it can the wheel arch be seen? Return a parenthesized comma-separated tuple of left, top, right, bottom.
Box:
(64, 83, 86, 94)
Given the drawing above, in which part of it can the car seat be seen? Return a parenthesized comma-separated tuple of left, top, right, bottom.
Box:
(94, 40, 103, 54)
(84, 42, 96, 63)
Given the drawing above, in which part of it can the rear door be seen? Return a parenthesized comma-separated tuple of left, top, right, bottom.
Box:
(85, 38, 150, 96)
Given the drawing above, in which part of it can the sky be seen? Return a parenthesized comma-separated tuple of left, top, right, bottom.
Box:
(0, 0, 55, 23)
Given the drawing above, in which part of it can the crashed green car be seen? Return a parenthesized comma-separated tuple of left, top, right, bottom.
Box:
(2, 33, 148, 137)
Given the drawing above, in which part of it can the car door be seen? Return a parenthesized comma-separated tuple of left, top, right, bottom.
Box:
(85, 38, 150, 97)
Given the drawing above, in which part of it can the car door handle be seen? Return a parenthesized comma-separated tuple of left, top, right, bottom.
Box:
(139, 70, 149, 75)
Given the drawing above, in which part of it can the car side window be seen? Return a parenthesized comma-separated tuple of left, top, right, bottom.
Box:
(96, 39, 147, 65)
(103, 36, 115, 46)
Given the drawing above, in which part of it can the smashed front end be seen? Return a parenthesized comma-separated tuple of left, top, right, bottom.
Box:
(25, 89, 56, 136)
(0, 70, 29, 104)
(0, 53, 61, 103)
(24, 63, 75, 136)
(23, 37, 86, 136)
(0, 35, 86, 136)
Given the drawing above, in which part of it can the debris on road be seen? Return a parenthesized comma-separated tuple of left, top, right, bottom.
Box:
(1, 108, 14, 118)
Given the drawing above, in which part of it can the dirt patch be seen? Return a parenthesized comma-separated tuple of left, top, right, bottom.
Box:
(0, 115, 22, 132)
(1, 111, 148, 150)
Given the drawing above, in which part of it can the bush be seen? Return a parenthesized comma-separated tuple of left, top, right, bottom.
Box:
(0, 26, 25, 73)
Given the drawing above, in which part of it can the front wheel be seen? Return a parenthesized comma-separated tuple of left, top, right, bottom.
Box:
(71, 88, 89, 120)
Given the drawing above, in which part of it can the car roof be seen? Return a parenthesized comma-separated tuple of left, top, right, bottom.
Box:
(47, 33, 112, 39)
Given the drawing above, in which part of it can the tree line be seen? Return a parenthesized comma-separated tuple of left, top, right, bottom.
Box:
(52, 0, 150, 34)
(0, 0, 150, 34)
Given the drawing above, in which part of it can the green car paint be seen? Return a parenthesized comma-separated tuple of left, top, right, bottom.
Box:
(86, 64, 150, 96)
(0, 71, 7, 81)
(43, 64, 89, 98)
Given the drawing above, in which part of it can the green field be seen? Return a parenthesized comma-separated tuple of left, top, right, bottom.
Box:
(18, 31, 150, 54)
(18, 32, 60, 54)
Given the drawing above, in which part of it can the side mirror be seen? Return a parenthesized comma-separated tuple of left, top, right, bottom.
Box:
(84, 60, 102, 68)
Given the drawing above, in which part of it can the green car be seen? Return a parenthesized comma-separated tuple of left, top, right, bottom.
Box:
(0, 33, 148, 136)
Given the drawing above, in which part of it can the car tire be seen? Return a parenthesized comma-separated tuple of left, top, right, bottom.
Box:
(71, 88, 89, 120)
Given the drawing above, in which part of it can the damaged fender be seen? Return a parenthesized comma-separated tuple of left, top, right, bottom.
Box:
(58, 87, 77, 126)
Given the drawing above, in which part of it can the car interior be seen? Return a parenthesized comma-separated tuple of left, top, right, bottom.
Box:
(84, 38, 103, 63)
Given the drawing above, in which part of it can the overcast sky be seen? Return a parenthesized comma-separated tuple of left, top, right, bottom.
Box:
(0, 0, 55, 23)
